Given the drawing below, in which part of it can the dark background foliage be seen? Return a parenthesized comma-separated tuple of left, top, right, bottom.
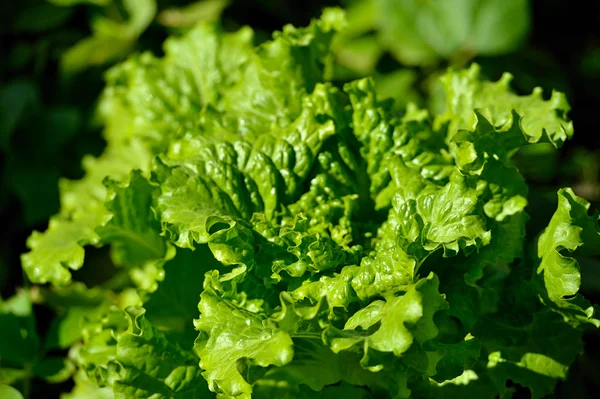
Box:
(0, 0, 598, 397)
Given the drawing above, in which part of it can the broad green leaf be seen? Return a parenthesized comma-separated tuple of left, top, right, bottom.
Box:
(155, 84, 349, 254)
(100, 23, 254, 150)
(164, 23, 253, 108)
(376, 0, 529, 66)
(68, 307, 130, 387)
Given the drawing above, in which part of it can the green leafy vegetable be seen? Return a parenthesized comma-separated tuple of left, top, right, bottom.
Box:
(7, 7, 598, 399)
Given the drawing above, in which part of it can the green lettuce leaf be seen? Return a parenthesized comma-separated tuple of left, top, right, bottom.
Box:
(194, 287, 294, 398)
(22, 139, 152, 285)
(111, 307, 210, 398)
(14, 7, 597, 399)
(218, 8, 345, 137)
(328, 274, 447, 369)
(437, 64, 573, 148)
(536, 188, 600, 326)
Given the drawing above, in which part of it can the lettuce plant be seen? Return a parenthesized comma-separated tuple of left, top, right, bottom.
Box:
(3, 8, 599, 399)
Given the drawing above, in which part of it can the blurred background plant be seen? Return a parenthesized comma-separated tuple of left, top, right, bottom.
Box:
(0, 0, 598, 397)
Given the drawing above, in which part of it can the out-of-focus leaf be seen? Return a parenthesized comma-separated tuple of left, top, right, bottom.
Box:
(60, 370, 114, 399)
(331, 0, 379, 76)
(334, 35, 382, 75)
(157, 0, 230, 28)
(61, 0, 157, 73)
(374, 69, 421, 110)
(376, 0, 530, 66)
(61, 36, 133, 74)
(91, 0, 156, 39)
(42, 283, 116, 350)
(0, 385, 24, 399)
(33, 357, 75, 383)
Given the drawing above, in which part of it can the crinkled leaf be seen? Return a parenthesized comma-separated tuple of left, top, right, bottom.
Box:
(96, 171, 167, 268)
(378, 160, 491, 258)
(536, 188, 600, 326)
(437, 64, 573, 147)
(22, 139, 152, 285)
(219, 8, 345, 137)
(328, 274, 447, 370)
(345, 78, 453, 208)
(194, 288, 294, 398)
(111, 307, 209, 398)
